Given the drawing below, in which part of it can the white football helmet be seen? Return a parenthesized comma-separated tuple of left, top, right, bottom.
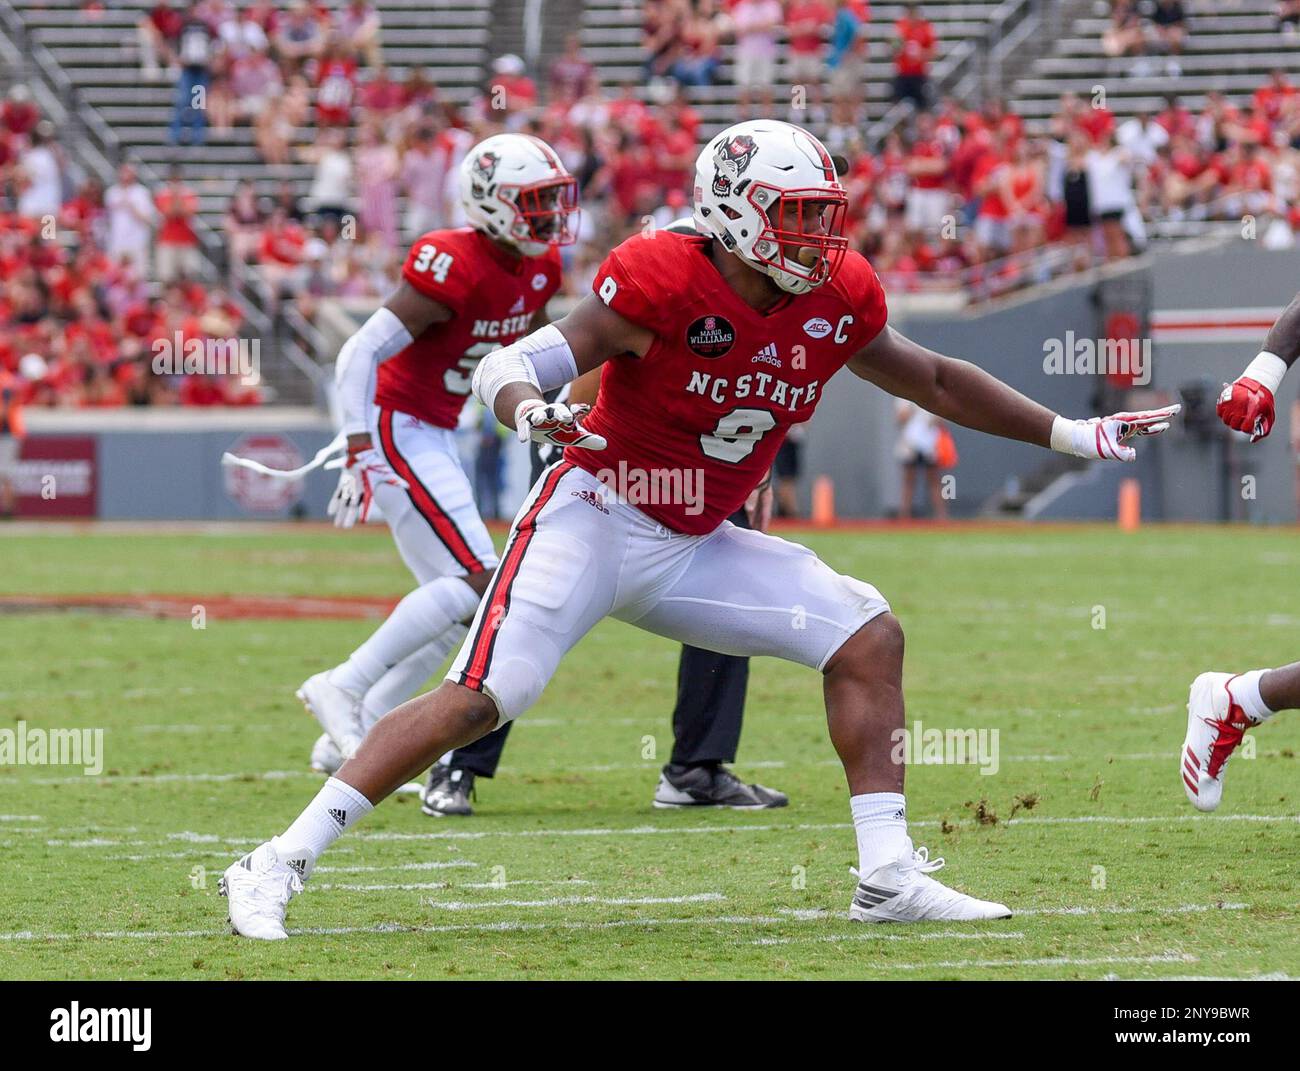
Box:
(459, 133, 579, 257)
(693, 120, 848, 295)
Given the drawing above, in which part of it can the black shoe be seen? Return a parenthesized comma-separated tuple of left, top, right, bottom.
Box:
(420, 764, 475, 817)
(652, 763, 789, 809)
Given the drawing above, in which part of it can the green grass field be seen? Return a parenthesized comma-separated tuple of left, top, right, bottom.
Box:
(1, 523, 1297, 980)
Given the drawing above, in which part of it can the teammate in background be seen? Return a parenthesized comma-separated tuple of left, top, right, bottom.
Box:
(298, 133, 575, 769)
(222, 120, 1178, 938)
(1182, 290, 1300, 810)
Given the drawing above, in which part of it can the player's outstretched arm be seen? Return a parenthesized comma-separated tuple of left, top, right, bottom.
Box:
(327, 282, 452, 527)
(1218, 290, 1300, 441)
(472, 292, 653, 451)
(850, 325, 1179, 462)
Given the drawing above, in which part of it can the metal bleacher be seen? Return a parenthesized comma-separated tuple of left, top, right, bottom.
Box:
(580, 1, 1030, 141)
(1012, 0, 1300, 130)
(7, 0, 491, 244)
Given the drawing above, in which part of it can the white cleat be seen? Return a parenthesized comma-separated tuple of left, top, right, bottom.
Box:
(849, 846, 1012, 922)
(297, 672, 364, 757)
(309, 732, 344, 775)
(1182, 672, 1252, 812)
(218, 839, 313, 940)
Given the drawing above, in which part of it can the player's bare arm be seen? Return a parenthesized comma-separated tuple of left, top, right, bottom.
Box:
(850, 325, 1180, 462)
(1218, 289, 1300, 441)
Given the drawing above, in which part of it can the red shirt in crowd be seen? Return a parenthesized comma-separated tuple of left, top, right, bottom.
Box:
(894, 17, 935, 77)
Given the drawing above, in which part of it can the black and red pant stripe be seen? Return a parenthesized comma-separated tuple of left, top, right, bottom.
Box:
(376, 408, 489, 575)
(457, 461, 572, 692)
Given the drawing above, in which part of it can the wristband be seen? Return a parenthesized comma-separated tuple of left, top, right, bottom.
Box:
(1242, 351, 1288, 395)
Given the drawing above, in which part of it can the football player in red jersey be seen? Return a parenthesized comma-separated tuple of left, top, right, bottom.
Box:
(294, 133, 577, 770)
(223, 121, 1179, 937)
(1181, 292, 1300, 810)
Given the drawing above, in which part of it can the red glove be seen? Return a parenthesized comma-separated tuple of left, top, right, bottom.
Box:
(1217, 377, 1275, 443)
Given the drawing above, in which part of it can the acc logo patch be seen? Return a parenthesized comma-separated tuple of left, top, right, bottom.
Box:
(803, 317, 832, 339)
(531, 272, 548, 290)
(686, 315, 736, 358)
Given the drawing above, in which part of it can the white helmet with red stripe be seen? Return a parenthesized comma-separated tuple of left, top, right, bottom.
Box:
(459, 133, 579, 257)
(693, 120, 848, 295)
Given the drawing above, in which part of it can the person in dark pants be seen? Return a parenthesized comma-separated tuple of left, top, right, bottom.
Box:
(421, 380, 788, 817)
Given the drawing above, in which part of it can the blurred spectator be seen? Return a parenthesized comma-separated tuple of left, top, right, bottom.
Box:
(486, 54, 538, 124)
(1101, 1, 1147, 61)
(220, 5, 269, 59)
(105, 163, 156, 275)
(170, 3, 215, 146)
(670, 5, 721, 88)
(356, 121, 399, 252)
(155, 165, 201, 282)
(892, 3, 935, 110)
(1150, 0, 1186, 77)
(15, 123, 63, 221)
(731, 0, 782, 117)
(273, 1, 326, 70)
(1086, 132, 1137, 259)
(303, 128, 353, 224)
(895, 400, 947, 520)
(336, 0, 382, 69)
(224, 178, 265, 263)
(785, 0, 833, 122)
(1281, 0, 1300, 35)
(827, 0, 867, 123)
(550, 34, 596, 100)
(401, 123, 448, 239)
(138, 0, 183, 78)
(2, 86, 40, 139)
(903, 112, 949, 238)
(315, 38, 359, 128)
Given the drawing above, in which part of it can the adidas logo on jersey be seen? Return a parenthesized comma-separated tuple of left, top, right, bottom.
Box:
(750, 343, 781, 368)
(509, 295, 525, 315)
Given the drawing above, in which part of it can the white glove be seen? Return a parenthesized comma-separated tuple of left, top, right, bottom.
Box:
(325, 447, 408, 528)
(514, 399, 606, 450)
(1050, 404, 1181, 462)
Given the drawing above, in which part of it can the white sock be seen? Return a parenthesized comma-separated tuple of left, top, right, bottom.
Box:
(360, 625, 468, 731)
(1235, 669, 1276, 723)
(276, 777, 374, 868)
(851, 792, 911, 876)
(330, 577, 480, 696)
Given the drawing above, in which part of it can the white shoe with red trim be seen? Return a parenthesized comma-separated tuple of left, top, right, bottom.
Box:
(1182, 672, 1253, 812)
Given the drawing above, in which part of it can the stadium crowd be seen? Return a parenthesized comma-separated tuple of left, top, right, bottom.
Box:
(10, 1, 1300, 408)
(0, 88, 260, 410)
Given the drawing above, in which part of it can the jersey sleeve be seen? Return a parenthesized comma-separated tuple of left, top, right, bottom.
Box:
(400, 231, 478, 314)
(835, 252, 890, 349)
(590, 234, 670, 332)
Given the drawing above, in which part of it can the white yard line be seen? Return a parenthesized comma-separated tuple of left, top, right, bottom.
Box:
(26, 812, 1300, 853)
(420, 892, 725, 911)
(753, 930, 1027, 946)
(867, 952, 1198, 972)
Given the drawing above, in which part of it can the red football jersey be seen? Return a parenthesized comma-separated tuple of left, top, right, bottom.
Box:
(376, 227, 563, 429)
(568, 232, 888, 535)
